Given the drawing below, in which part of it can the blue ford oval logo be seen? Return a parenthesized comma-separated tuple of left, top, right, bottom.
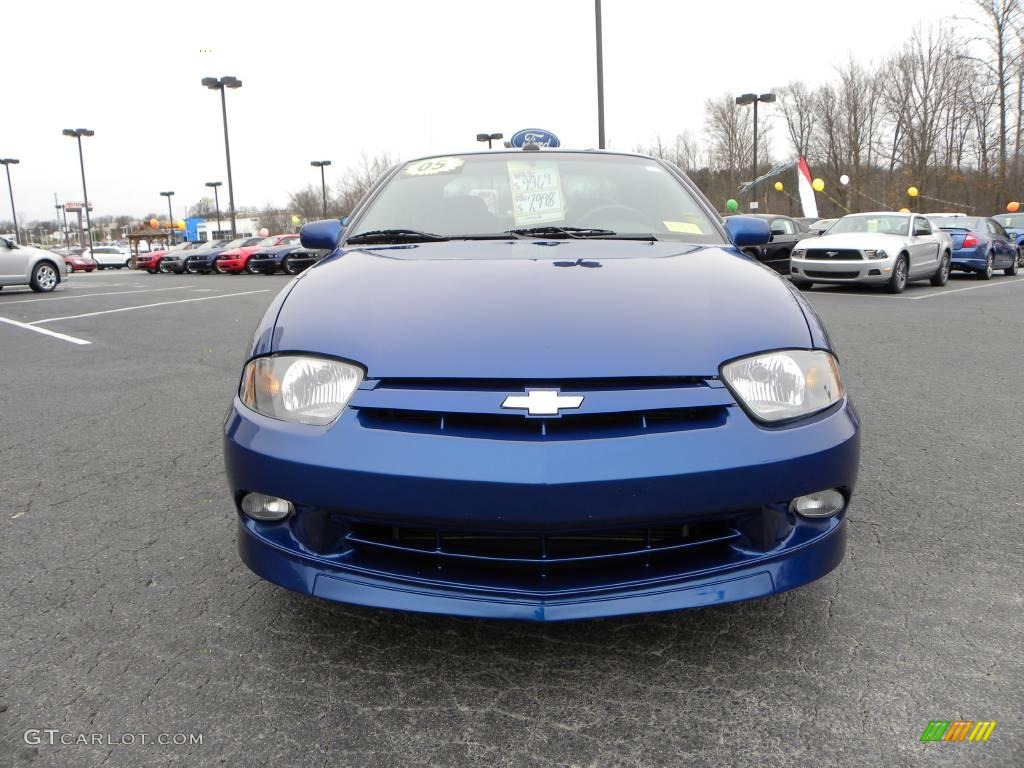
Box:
(510, 128, 561, 148)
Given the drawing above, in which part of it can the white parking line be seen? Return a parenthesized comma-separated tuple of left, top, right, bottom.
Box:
(0, 315, 91, 345)
(29, 289, 271, 325)
(0, 286, 193, 305)
(907, 277, 1024, 300)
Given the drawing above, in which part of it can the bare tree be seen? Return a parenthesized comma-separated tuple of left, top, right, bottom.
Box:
(335, 152, 396, 215)
(636, 132, 701, 172)
(776, 82, 818, 158)
(972, 0, 1021, 184)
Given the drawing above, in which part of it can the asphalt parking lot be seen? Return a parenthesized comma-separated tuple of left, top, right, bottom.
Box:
(1, 269, 1022, 767)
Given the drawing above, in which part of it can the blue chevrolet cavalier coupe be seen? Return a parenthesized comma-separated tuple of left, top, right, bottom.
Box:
(223, 150, 860, 621)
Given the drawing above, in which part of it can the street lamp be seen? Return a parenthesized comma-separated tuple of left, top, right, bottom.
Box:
(735, 92, 776, 204)
(201, 76, 242, 238)
(0, 158, 19, 244)
(310, 160, 332, 219)
(54, 194, 65, 248)
(160, 191, 175, 246)
(62, 128, 96, 251)
(205, 181, 223, 240)
(475, 133, 503, 149)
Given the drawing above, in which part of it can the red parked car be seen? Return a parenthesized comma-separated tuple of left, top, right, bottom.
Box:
(215, 234, 299, 273)
(62, 252, 97, 272)
(136, 242, 203, 273)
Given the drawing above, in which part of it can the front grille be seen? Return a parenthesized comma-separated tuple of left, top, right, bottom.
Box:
(803, 248, 863, 260)
(358, 406, 726, 439)
(806, 270, 860, 279)
(351, 376, 732, 440)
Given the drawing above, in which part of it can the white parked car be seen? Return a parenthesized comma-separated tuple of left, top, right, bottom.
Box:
(0, 236, 70, 292)
(84, 245, 131, 270)
(790, 212, 951, 293)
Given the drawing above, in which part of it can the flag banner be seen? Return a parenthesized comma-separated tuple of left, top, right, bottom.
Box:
(797, 157, 818, 218)
(737, 161, 795, 194)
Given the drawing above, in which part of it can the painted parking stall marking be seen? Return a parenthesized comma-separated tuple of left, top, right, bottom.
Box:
(28, 289, 271, 325)
(0, 286, 194, 305)
(0, 315, 92, 345)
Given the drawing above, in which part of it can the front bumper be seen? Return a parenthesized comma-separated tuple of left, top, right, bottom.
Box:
(790, 256, 892, 284)
(217, 258, 245, 271)
(247, 258, 280, 273)
(224, 395, 860, 620)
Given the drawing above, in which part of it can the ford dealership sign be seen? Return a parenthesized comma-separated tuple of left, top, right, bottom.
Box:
(510, 128, 561, 148)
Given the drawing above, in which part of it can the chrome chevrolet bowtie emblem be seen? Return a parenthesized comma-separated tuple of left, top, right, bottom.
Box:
(501, 389, 584, 416)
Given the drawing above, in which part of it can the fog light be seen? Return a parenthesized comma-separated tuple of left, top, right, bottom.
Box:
(790, 489, 844, 518)
(241, 492, 294, 521)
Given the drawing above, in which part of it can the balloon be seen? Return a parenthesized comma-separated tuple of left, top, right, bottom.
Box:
(899, 207, 911, 214)
(258, 227, 270, 237)
(907, 186, 919, 197)
(812, 178, 825, 192)
(149, 218, 159, 229)
(1007, 201, 1020, 212)
(839, 174, 850, 185)
(291, 215, 301, 225)
(774, 181, 784, 192)
(726, 199, 738, 212)
(175, 219, 185, 230)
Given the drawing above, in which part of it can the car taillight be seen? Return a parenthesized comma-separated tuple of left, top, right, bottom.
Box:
(962, 233, 978, 248)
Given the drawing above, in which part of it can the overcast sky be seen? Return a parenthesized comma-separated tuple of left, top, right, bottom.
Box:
(5, 0, 971, 223)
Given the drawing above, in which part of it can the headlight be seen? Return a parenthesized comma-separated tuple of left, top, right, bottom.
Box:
(792, 248, 806, 257)
(863, 249, 887, 260)
(239, 355, 363, 425)
(721, 350, 844, 423)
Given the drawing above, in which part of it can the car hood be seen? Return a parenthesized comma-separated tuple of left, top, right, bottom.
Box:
(268, 240, 814, 379)
(798, 232, 905, 250)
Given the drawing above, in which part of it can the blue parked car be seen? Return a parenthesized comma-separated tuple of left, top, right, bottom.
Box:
(927, 214, 1020, 279)
(247, 243, 329, 275)
(992, 212, 1024, 262)
(223, 150, 860, 621)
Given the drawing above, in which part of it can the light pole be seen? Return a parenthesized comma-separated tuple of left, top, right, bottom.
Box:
(735, 92, 775, 207)
(201, 76, 242, 238)
(595, 0, 605, 149)
(54, 194, 64, 248)
(160, 191, 175, 246)
(62, 129, 96, 251)
(0, 158, 20, 244)
(475, 133, 503, 149)
(205, 181, 223, 239)
(310, 160, 332, 219)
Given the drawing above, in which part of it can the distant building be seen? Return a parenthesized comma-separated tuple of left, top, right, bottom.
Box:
(188, 217, 260, 242)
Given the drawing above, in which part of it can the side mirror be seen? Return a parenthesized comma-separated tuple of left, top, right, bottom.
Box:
(723, 216, 771, 247)
(770, 227, 786, 236)
(300, 219, 343, 251)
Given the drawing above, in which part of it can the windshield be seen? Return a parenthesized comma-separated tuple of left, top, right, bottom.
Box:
(347, 152, 724, 244)
(929, 216, 981, 230)
(222, 238, 248, 249)
(996, 214, 1024, 228)
(828, 215, 909, 236)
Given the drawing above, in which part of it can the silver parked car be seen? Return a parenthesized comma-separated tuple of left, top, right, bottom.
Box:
(790, 212, 951, 293)
(0, 237, 69, 292)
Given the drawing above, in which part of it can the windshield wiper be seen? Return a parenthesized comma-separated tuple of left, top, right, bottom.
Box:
(506, 226, 657, 241)
(346, 229, 449, 244)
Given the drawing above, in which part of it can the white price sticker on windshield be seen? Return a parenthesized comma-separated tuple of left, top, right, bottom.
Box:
(405, 157, 465, 176)
(507, 161, 565, 225)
